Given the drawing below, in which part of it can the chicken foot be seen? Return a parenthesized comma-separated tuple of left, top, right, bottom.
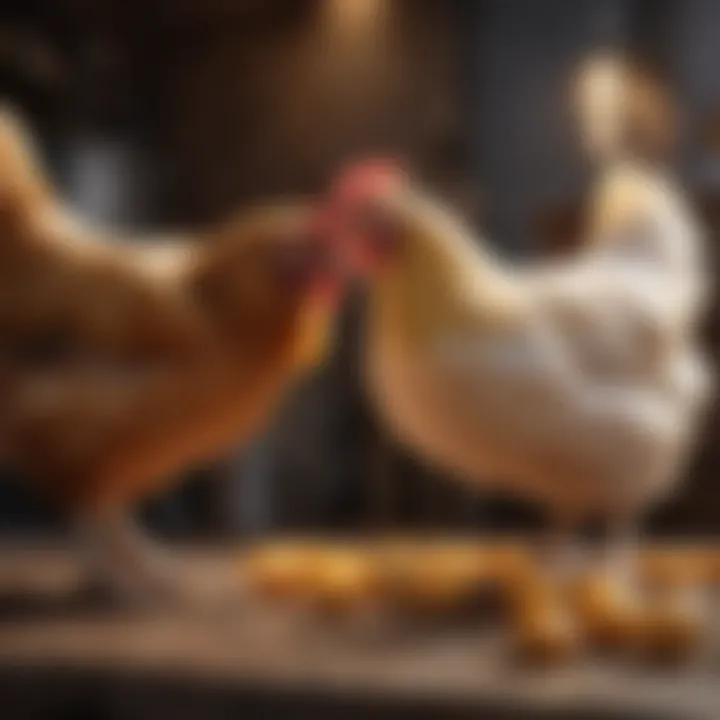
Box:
(598, 514, 640, 582)
(539, 513, 585, 580)
(540, 507, 640, 586)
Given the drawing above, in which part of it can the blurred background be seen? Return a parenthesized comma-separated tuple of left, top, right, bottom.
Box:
(0, 0, 716, 541)
(0, 2, 719, 719)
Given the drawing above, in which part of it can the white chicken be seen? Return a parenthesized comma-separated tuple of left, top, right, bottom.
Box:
(330, 56, 713, 572)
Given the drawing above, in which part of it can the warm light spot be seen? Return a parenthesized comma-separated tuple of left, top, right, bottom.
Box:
(325, 0, 386, 35)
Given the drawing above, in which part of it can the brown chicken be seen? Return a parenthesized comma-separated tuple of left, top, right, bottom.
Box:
(0, 111, 350, 602)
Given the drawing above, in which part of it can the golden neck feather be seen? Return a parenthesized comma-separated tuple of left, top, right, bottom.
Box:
(371, 194, 522, 344)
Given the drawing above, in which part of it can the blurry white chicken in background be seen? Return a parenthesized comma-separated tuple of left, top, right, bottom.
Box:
(329, 54, 713, 576)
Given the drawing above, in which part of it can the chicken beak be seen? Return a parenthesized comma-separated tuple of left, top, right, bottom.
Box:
(326, 158, 408, 277)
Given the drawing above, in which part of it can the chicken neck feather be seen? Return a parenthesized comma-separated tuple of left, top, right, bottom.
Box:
(369, 190, 525, 346)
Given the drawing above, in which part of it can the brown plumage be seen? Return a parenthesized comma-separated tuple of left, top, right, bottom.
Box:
(0, 111, 348, 601)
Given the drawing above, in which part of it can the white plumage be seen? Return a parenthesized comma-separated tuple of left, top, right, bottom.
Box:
(364, 166, 711, 531)
(343, 57, 714, 562)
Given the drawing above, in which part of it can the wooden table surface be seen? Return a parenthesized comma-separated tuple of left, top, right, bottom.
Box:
(0, 542, 718, 720)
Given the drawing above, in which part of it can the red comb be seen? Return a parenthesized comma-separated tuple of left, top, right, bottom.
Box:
(332, 158, 406, 206)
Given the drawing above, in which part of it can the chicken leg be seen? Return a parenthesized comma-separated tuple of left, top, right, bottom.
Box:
(75, 511, 188, 606)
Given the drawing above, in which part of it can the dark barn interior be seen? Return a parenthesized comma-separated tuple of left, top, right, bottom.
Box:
(0, 1, 718, 718)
